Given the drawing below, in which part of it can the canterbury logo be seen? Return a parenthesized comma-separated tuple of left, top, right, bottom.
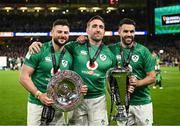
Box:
(45, 57, 51, 62)
(80, 50, 87, 55)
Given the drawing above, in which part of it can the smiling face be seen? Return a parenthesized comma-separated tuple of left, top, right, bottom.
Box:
(51, 25, 70, 46)
(118, 24, 135, 47)
(86, 19, 105, 44)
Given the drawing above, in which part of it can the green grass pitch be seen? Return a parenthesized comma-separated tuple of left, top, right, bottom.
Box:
(0, 67, 180, 125)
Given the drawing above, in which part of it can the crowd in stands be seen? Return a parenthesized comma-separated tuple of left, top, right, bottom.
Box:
(0, 39, 30, 70)
(0, 10, 146, 32)
(147, 38, 180, 67)
(0, 10, 179, 70)
(0, 37, 179, 70)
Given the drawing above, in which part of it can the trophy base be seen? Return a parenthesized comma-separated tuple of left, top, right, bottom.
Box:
(111, 113, 128, 122)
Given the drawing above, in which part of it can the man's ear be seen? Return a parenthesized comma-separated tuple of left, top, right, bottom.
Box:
(50, 29, 53, 37)
(118, 27, 121, 35)
(86, 27, 89, 34)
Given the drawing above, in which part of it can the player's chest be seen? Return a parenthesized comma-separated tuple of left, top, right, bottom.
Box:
(38, 54, 69, 71)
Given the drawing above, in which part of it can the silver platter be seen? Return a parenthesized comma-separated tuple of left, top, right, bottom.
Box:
(47, 70, 84, 112)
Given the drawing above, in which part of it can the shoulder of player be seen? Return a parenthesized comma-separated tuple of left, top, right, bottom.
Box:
(134, 42, 152, 60)
(33, 41, 51, 54)
(64, 49, 72, 58)
(66, 41, 83, 46)
(134, 42, 150, 52)
(33, 41, 51, 57)
(42, 41, 51, 49)
(107, 42, 120, 49)
(65, 41, 86, 50)
(101, 44, 115, 57)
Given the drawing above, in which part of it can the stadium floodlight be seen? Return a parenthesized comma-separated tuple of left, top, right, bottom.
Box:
(91, 7, 102, 12)
(107, 7, 117, 11)
(159, 50, 164, 54)
(106, 10, 110, 13)
(3, 7, 13, 12)
(78, 7, 87, 12)
(18, 7, 28, 12)
(34, 7, 44, 12)
(48, 7, 60, 12)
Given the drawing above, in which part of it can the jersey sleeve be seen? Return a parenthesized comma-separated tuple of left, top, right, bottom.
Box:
(143, 48, 155, 73)
(65, 41, 77, 54)
(108, 44, 117, 67)
(67, 51, 73, 70)
(23, 49, 43, 69)
(108, 44, 115, 53)
(110, 51, 117, 68)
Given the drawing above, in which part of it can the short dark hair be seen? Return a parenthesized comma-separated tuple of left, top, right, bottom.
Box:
(119, 18, 136, 27)
(87, 15, 105, 27)
(52, 19, 70, 28)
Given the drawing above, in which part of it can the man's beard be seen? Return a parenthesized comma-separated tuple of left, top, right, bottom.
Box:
(122, 36, 134, 46)
(53, 37, 67, 47)
(91, 33, 103, 43)
(92, 37, 102, 42)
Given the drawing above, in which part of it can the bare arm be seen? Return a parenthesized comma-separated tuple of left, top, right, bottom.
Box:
(28, 41, 43, 54)
(19, 64, 54, 106)
(76, 35, 88, 44)
(129, 71, 156, 87)
(19, 64, 39, 95)
(29, 37, 87, 54)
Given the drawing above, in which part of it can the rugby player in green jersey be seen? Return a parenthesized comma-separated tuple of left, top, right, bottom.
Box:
(19, 19, 87, 126)
(152, 51, 163, 89)
(76, 18, 156, 126)
(64, 15, 116, 126)
(28, 15, 116, 126)
(108, 18, 156, 126)
(28, 16, 135, 126)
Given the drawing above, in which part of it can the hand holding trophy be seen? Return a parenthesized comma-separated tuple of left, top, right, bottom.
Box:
(41, 70, 85, 125)
(47, 70, 84, 112)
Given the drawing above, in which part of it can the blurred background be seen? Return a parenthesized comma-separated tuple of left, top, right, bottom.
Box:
(0, 0, 180, 125)
(0, 0, 179, 69)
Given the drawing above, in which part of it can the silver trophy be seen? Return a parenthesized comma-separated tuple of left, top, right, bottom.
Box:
(47, 70, 84, 112)
(107, 67, 131, 123)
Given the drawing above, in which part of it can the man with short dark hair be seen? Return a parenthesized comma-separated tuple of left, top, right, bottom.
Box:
(28, 16, 136, 126)
(108, 18, 156, 126)
(65, 15, 116, 126)
(19, 19, 87, 125)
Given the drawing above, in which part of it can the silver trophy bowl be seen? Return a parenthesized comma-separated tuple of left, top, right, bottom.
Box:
(47, 70, 84, 112)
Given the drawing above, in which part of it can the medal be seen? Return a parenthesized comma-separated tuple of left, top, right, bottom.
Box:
(86, 61, 98, 71)
(86, 42, 103, 72)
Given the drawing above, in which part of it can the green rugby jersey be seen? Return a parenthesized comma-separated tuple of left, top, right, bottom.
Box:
(108, 42, 155, 105)
(154, 54, 160, 69)
(65, 41, 116, 99)
(155, 55, 160, 63)
(24, 41, 72, 105)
